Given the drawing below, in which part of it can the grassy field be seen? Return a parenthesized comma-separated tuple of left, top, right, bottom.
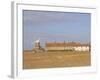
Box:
(23, 51, 91, 69)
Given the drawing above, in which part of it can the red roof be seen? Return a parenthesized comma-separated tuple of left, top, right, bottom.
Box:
(45, 42, 90, 47)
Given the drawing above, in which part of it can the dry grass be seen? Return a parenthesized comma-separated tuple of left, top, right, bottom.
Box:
(23, 51, 90, 69)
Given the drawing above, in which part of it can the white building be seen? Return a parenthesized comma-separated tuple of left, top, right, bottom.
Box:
(74, 46, 90, 51)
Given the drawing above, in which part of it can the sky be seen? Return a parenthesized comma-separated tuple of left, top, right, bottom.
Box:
(23, 10, 91, 50)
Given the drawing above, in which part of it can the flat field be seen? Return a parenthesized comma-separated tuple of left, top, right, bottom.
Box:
(23, 51, 90, 69)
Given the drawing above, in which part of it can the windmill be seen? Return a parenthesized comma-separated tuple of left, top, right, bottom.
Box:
(32, 39, 45, 53)
(34, 39, 40, 49)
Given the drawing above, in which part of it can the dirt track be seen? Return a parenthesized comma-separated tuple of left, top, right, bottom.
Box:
(23, 51, 90, 69)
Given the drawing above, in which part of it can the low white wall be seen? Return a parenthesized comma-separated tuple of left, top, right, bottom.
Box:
(45, 47, 65, 51)
(45, 46, 90, 51)
(45, 47, 74, 51)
